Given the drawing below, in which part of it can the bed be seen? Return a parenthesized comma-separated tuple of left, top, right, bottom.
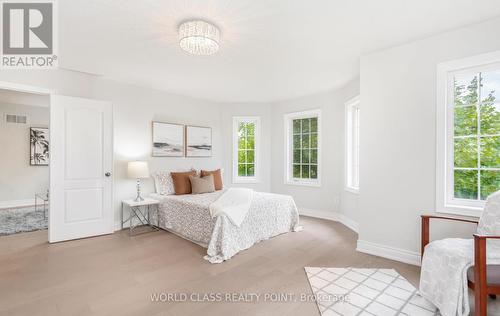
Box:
(150, 189, 300, 263)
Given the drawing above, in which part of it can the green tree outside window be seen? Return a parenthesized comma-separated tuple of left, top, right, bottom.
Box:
(238, 122, 256, 177)
(292, 117, 318, 180)
(453, 71, 500, 200)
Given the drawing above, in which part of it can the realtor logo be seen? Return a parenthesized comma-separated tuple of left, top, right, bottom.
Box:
(1, 0, 57, 68)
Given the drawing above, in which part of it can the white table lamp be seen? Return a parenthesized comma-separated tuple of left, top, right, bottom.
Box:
(127, 161, 150, 201)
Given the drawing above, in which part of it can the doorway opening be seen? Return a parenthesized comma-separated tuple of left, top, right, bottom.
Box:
(0, 85, 51, 237)
(0, 82, 114, 243)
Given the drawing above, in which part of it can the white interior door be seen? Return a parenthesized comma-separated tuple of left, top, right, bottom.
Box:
(49, 95, 113, 243)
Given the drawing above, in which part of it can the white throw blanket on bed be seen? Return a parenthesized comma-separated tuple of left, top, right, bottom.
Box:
(209, 188, 253, 227)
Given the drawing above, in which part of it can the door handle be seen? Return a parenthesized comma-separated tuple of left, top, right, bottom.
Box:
(105, 172, 111, 177)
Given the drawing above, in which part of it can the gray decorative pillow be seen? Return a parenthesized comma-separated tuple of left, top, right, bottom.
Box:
(189, 174, 215, 194)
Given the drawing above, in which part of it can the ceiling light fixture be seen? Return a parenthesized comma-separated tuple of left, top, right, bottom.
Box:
(178, 20, 220, 56)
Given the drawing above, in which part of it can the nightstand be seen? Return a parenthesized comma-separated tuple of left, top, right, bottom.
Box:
(121, 198, 159, 236)
(35, 191, 49, 220)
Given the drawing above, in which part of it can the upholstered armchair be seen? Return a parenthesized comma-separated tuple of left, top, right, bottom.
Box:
(420, 190, 500, 316)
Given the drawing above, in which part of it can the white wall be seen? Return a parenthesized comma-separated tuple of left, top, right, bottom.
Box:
(3, 13, 497, 261)
(0, 70, 95, 98)
(0, 70, 268, 230)
(91, 79, 225, 228)
(358, 17, 500, 260)
(270, 80, 360, 216)
(0, 102, 49, 202)
(0, 69, 360, 233)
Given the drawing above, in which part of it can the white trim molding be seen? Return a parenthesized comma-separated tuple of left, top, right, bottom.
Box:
(232, 116, 261, 184)
(0, 81, 54, 95)
(299, 208, 359, 234)
(0, 199, 36, 209)
(356, 240, 421, 266)
(345, 95, 360, 194)
(338, 213, 360, 234)
(436, 50, 500, 217)
(299, 208, 421, 266)
(284, 109, 322, 187)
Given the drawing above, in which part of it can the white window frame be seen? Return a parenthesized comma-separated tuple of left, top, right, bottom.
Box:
(284, 109, 322, 187)
(436, 51, 500, 217)
(232, 116, 260, 184)
(345, 96, 360, 194)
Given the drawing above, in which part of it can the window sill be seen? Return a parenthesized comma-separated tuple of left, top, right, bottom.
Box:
(233, 178, 260, 184)
(437, 204, 482, 218)
(285, 180, 321, 188)
(345, 187, 359, 194)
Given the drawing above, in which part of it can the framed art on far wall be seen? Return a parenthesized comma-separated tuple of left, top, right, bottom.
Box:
(152, 122, 185, 157)
(30, 127, 49, 166)
(186, 125, 212, 157)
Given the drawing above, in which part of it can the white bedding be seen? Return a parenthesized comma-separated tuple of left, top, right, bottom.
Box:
(209, 188, 253, 227)
(151, 189, 300, 263)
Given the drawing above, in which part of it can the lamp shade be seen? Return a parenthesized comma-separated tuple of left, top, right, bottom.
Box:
(127, 161, 150, 179)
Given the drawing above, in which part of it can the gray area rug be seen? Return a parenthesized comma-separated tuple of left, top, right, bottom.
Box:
(305, 267, 440, 316)
(0, 206, 48, 236)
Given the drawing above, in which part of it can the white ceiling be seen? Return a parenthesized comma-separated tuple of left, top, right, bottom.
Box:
(59, 0, 500, 103)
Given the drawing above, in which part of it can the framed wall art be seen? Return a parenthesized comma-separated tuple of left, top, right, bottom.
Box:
(152, 122, 184, 157)
(186, 125, 212, 157)
(30, 127, 49, 166)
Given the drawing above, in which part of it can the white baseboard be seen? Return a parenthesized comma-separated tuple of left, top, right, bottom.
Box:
(0, 199, 36, 209)
(114, 220, 131, 231)
(299, 208, 420, 266)
(337, 213, 359, 233)
(356, 239, 421, 266)
(299, 208, 359, 234)
(300, 208, 339, 221)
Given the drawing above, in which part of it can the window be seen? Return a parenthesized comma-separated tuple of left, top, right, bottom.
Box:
(233, 117, 260, 183)
(284, 109, 321, 186)
(345, 96, 360, 193)
(437, 52, 500, 216)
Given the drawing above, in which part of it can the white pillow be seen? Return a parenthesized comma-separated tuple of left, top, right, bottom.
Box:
(153, 171, 175, 195)
(153, 168, 197, 195)
(477, 190, 500, 236)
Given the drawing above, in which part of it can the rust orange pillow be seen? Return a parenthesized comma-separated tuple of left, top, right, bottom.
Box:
(200, 169, 223, 190)
(171, 170, 197, 195)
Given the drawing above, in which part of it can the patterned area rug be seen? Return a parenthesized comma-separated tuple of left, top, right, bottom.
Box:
(0, 206, 48, 236)
(305, 267, 440, 316)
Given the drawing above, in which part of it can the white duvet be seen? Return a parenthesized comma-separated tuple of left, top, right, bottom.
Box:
(153, 189, 301, 264)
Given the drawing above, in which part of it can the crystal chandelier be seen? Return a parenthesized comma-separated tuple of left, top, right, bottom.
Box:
(178, 20, 220, 55)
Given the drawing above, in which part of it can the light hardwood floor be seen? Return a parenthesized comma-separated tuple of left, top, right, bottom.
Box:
(0, 216, 420, 316)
